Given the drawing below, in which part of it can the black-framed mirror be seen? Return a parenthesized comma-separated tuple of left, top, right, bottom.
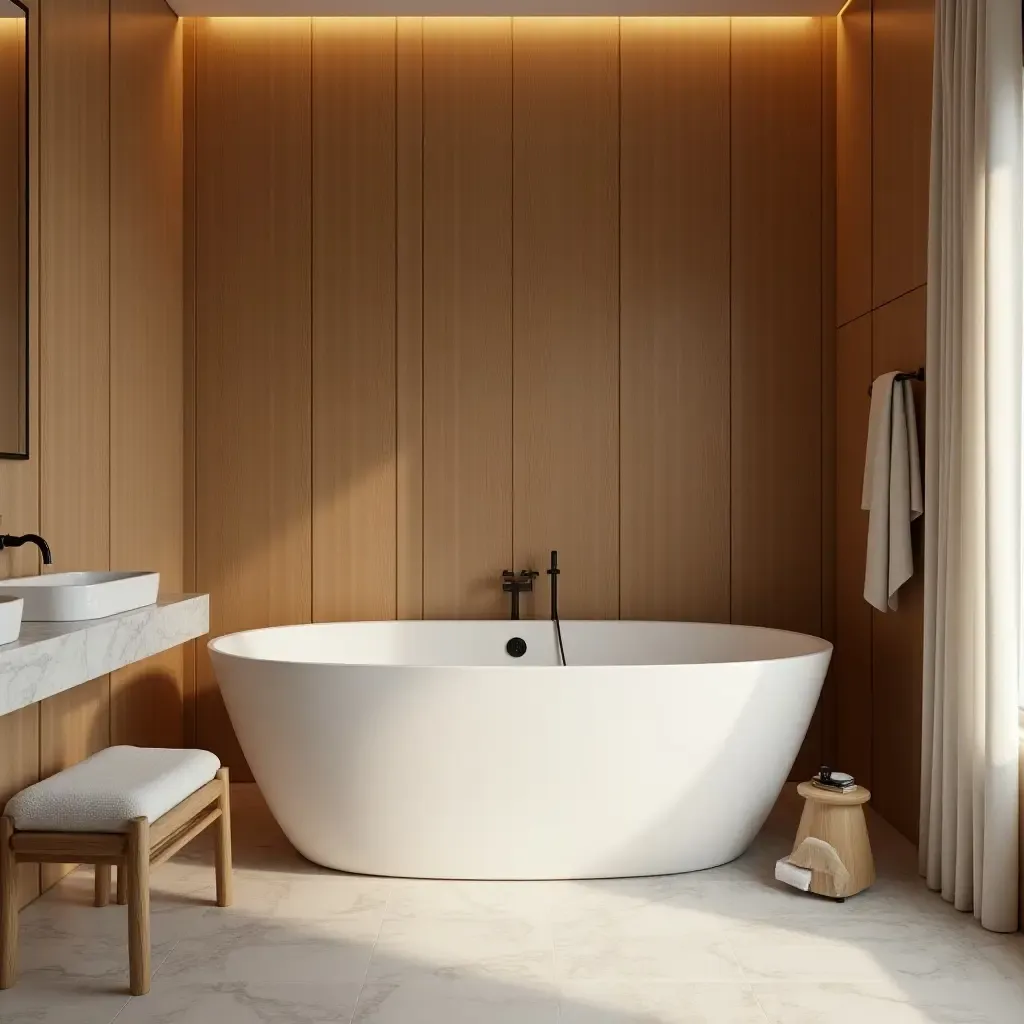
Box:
(0, 0, 27, 459)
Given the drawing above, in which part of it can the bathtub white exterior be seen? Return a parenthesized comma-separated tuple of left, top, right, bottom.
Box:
(209, 620, 831, 880)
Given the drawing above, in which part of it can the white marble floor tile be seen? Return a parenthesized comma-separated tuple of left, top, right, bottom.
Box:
(752, 979, 1024, 1023)
(731, 934, 1010, 985)
(0, 863, 202, 1005)
(351, 972, 560, 1024)
(151, 913, 381, 989)
(0, 975, 132, 1024)
(558, 979, 770, 1023)
(370, 909, 554, 985)
(554, 928, 745, 983)
(113, 919, 379, 1023)
(115, 981, 362, 1024)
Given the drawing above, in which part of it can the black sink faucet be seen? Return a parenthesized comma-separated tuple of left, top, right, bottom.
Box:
(502, 569, 539, 621)
(0, 534, 53, 565)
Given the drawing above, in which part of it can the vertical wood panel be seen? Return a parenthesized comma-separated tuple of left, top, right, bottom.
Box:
(109, 0, 184, 748)
(39, 0, 110, 576)
(312, 18, 396, 623)
(619, 18, 730, 623)
(422, 17, 512, 619)
(0, 705, 39, 907)
(731, 19, 823, 635)
(0, 0, 38, 905)
(835, 314, 873, 785)
(195, 19, 312, 777)
(872, 0, 932, 307)
(871, 285, 926, 842)
(0, 0, 37, 582)
(819, 15, 838, 764)
(182, 15, 198, 746)
(39, 0, 111, 888)
(396, 16, 424, 621)
(513, 17, 619, 619)
(731, 18, 823, 778)
(0, 19, 24, 453)
(836, 0, 873, 326)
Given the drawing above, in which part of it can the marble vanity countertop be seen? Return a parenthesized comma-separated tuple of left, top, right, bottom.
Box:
(0, 594, 209, 717)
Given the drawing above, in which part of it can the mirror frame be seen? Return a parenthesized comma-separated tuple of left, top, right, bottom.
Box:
(0, 0, 28, 460)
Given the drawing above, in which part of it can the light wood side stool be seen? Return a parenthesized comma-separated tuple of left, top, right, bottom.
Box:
(0, 746, 233, 997)
(792, 781, 875, 900)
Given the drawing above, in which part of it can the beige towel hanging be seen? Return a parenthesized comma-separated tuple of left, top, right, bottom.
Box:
(862, 372, 923, 611)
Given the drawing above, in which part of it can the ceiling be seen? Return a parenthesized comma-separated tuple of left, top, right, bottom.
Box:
(169, 0, 844, 16)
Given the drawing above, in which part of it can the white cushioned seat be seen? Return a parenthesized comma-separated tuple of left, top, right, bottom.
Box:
(3, 745, 221, 833)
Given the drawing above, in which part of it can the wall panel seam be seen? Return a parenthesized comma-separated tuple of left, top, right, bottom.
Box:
(727, 16, 733, 625)
(418, 18, 424, 618)
(509, 16, 515, 574)
(106, 0, 112, 746)
(309, 16, 314, 625)
(393, 16, 399, 619)
(616, 15, 621, 621)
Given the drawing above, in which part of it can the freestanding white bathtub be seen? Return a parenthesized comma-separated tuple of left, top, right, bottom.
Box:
(209, 620, 831, 880)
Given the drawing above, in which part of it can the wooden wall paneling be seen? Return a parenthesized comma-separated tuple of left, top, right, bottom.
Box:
(819, 15, 838, 763)
(183, 15, 198, 746)
(730, 18, 823, 632)
(0, 0, 38, 908)
(39, 0, 110, 578)
(194, 18, 312, 776)
(872, 0, 933, 308)
(109, 0, 184, 749)
(834, 314, 873, 785)
(311, 17, 397, 623)
(422, 17, 512, 618)
(39, 0, 111, 890)
(0, 706, 39, 907)
(512, 17, 619, 619)
(619, 17, 730, 623)
(870, 285, 926, 842)
(836, 0, 873, 327)
(0, 0, 37, 581)
(0, 18, 24, 452)
(396, 16, 424, 620)
(731, 18, 823, 777)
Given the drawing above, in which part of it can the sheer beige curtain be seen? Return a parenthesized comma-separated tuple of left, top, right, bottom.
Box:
(920, 0, 1023, 933)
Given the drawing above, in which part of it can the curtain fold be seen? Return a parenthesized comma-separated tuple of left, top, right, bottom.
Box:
(920, 0, 1023, 933)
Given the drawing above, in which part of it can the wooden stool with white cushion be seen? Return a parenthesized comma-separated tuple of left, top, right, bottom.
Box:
(0, 746, 232, 996)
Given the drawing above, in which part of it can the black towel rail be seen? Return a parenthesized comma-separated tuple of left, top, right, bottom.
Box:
(868, 366, 925, 396)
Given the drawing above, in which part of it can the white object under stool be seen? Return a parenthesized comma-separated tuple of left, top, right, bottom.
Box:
(0, 745, 232, 996)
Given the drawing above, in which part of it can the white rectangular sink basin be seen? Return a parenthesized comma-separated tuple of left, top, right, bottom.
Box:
(0, 571, 160, 622)
(0, 596, 23, 645)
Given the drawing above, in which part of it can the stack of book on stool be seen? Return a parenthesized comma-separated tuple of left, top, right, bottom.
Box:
(811, 767, 856, 794)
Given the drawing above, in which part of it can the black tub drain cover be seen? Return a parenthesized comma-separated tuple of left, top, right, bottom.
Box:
(506, 637, 527, 658)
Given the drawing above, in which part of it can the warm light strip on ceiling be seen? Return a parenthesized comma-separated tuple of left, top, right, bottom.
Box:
(202, 13, 819, 19)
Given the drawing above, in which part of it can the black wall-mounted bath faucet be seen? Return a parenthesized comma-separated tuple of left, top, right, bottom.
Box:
(0, 533, 53, 565)
(502, 569, 539, 621)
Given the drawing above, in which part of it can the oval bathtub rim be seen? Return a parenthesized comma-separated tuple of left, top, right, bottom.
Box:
(207, 620, 834, 673)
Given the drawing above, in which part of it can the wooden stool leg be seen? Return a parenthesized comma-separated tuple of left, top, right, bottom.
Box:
(1, 816, 18, 989)
(214, 767, 233, 908)
(126, 817, 151, 996)
(94, 864, 111, 908)
(116, 862, 127, 905)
